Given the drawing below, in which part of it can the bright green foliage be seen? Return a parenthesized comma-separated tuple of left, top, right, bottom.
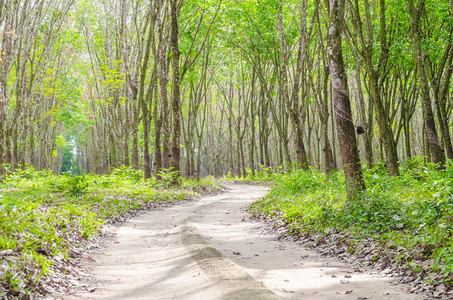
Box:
(0, 167, 222, 295)
(249, 158, 453, 283)
(158, 168, 181, 188)
(60, 146, 81, 175)
(224, 164, 300, 182)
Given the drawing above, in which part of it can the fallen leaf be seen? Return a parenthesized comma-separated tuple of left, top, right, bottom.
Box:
(381, 256, 390, 269)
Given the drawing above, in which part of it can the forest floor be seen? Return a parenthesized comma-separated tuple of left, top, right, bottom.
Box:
(49, 184, 420, 300)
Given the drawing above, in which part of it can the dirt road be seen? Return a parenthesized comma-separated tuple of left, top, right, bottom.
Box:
(65, 184, 419, 300)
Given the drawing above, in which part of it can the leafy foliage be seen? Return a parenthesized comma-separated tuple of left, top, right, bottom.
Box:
(157, 167, 181, 188)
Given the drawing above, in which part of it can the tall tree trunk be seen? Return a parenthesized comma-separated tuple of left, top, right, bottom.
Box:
(432, 47, 453, 159)
(401, 99, 412, 159)
(170, 0, 182, 174)
(326, 0, 365, 198)
(355, 65, 373, 168)
(153, 118, 163, 178)
(137, 13, 156, 179)
(249, 72, 257, 176)
(321, 66, 337, 173)
(451, 0, 453, 18)
(158, 1, 171, 170)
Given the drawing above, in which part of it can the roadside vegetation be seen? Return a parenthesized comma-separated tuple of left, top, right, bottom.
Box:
(0, 166, 221, 297)
(248, 158, 453, 287)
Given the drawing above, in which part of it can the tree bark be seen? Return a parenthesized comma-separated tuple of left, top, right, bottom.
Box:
(326, 0, 365, 198)
(354, 65, 373, 168)
(321, 66, 337, 173)
(170, 0, 182, 174)
(158, 1, 171, 170)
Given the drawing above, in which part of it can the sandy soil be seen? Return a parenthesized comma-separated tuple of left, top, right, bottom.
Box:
(63, 184, 421, 300)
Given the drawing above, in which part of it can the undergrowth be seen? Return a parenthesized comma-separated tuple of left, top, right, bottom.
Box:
(223, 165, 291, 183)
(0, 166, 221, 297)
(249, 157, 453, 285)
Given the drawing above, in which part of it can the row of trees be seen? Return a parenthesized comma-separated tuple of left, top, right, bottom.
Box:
(75, 0, 218, 179)
(0, 0, 78, 174)
(1, 0, 452, 196)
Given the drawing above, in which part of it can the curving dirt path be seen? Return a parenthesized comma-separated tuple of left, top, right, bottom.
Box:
(64, 184, 420, 300)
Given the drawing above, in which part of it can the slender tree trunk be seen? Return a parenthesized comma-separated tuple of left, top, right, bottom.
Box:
(170, 0, 182, 174)
(123, 133, 130, 166)
(433, 48, 453, 159)
(321, 66, 337, 173)
(249, 73, 257, 175)
(451, 0, 453, 18)
(153, 118, 163, 178)
(131, 92, 139, 169)
(401, 100, 412, 159)
(355, 65, 373, 168)
(137, 13, 156, 179)
(158, 1, 171, 170)
(12, 125, 18, 169)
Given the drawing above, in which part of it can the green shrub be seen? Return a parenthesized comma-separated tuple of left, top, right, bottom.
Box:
(66, 176, 89, 197)
(158, 167, 180, 188)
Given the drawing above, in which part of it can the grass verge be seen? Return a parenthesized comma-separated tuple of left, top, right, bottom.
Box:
(249, 157, 453, 290)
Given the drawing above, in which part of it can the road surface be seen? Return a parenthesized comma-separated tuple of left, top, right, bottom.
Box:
(65, 184, 418, 300)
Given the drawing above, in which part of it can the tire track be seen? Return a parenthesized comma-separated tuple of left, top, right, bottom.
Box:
(181, 223, 278, 300)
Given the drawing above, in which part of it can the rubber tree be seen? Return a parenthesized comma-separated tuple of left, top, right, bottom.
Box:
(170, 0, 182, 174)
(326, 0, 365, 198)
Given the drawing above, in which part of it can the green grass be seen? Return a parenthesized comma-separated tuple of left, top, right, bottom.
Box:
(249, 157, 453, 284)
(223, 165, 289, 183)
(0, 166, 222, 296)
